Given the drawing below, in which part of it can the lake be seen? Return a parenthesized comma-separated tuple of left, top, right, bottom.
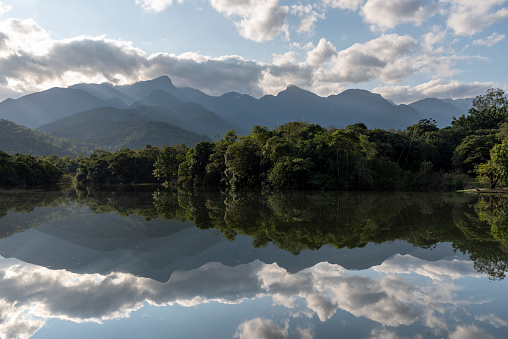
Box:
(0, 186, 507, 339)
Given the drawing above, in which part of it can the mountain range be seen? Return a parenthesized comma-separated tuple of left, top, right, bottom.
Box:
(0, 75, 474, 156)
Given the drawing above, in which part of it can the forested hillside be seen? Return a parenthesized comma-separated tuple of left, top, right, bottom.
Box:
(0, 119, 94, 157)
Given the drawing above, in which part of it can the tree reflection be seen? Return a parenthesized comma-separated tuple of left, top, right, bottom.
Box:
(1, 186, 507, 279)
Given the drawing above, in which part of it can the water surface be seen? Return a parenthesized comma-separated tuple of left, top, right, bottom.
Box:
(0, 187, 507, 338)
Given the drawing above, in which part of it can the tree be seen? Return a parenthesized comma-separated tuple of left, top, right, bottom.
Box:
(476, 138, 508, 189)
(452, 133, 497, 173)
(188, 141, 215, 185)
(153, 145, 187, 183)
(472, 88, 508, 111)
(490, 137, 508, 186)
(452, 88, 508, 132)
(268, 156, 314, 189)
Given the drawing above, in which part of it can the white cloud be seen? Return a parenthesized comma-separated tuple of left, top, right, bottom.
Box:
(209, 0, 289, 42)
(361, 0, 437, 31)
(135, 0, 181, 12)
(0, 2, 12, 16)
(0, 17, 496, 102)
(422, 26, 448, 51)
(0, 18, 51, 56)
(324, 34, 418, 83)
(0, 254, 500, 339)
(448, 325, 498, 339)
(373, 79, 495, 103)
(474, 32, 506, 47)
(475, 314, 508, 328)
(0, 17, 269, 99)
(295, 327, 314, 339)
(323, 0, 365, 11)
(440, 0, 508, 36)
(234, 318, 288, 339)
(367, 328, 423, 339)
(372, 254, 482, 280)
(306, 38, 336, 66)
(291, 5, 326, 34)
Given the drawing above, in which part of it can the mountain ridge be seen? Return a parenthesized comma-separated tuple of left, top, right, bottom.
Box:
(0, 76, 475, 139)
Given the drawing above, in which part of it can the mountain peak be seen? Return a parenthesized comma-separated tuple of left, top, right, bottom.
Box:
(151, 75, 174, 87)
(277, 85, 319, 99)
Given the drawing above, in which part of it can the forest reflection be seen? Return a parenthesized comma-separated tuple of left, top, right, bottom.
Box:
(0, 186, 507, 279)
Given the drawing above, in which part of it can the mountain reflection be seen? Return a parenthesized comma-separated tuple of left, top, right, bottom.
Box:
(0, 187, 507, 280)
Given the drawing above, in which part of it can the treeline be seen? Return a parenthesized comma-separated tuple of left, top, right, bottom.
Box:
(0, 150, 62, 186)
(1, 88, 507, 189)
(1, 186, 506, 279)
(151, 88, 508, 190)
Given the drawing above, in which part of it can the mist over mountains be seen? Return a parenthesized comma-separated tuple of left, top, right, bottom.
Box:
(0, 75, 474, 156)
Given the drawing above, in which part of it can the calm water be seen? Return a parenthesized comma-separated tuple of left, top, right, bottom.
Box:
(0, 187, 507, 339)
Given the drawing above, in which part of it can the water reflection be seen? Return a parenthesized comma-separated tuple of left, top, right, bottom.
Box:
(0, 254, 503, 339)
(0, 187, 507, 338)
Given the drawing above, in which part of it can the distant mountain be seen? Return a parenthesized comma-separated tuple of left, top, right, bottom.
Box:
(323, 89, 421, 130)
(130, 89, 247, 136)
(177, 86, 421, 130)
(409, 97, 474, 127)
(1, 75, 476, 139)
(441, 98, 474, 115)
(38, 107, 210, 150)
(0, 119, 93, 157)
(409, 98, 462, 127)
(71, 76, 189, 105)
(0, 88, 127, 128)
(72, 77, 425, 131)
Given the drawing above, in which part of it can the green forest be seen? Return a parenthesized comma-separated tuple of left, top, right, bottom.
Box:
(1, 88, 507, 190)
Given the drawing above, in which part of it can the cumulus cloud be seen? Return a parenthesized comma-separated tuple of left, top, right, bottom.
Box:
(291, 5, 326, 34)
(135, 0, 182, 12)
(367, 328, 423, 339)
(323, 34, 418, 84)
(372, 254, 482, 280)
(361, 0, 437, 31)
(0, 17, 270, 99)
(448, 325, 498, 339)
(422, 26, 448, 51)
(440, 0, 508, 36)
(147, 53, 267, 96)
(373, 79, 494, 103)
(323, 0, 365, 11)
(234, 318, 288, 339)
(306, 38, 337, 66)
(209, 0, 289, 42)
(0, 16, 495, 102)
(0, 255, 500, 339)
(474, 32, 506, 46)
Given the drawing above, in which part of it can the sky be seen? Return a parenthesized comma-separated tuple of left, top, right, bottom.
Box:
(0, 0, 507, 104)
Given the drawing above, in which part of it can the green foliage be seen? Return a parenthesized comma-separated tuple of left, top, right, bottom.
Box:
(0, 150, 63, 186)
(452, 89, 508, 132)
(475, 137, 508, 188)
(76, 146, 164, 185)
(153, 144, 188, 183)
(452, 133, 497, 173)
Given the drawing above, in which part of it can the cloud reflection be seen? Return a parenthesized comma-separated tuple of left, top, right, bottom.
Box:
(0, 254, 500, 339)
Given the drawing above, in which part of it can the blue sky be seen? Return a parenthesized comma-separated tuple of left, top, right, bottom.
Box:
(0, 0, 507, 103)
